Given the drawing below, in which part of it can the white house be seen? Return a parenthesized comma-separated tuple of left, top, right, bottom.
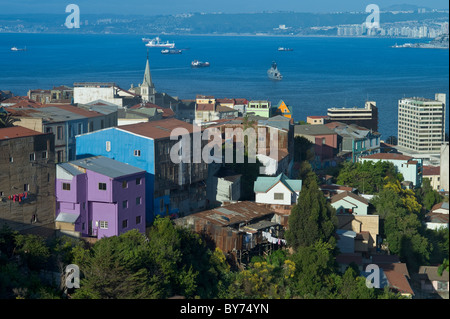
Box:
(254, 173, 302, 205)
(330, 191, 370, 216)
(359, 153, 423, 188)
(425, 202, 449, 230)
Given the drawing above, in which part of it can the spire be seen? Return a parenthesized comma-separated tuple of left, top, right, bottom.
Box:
(142, 50, 153, 88)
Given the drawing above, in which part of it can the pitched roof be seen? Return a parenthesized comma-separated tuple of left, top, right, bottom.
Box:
(254, 173, 302, 193)
(118, 118, 198, 140)
(418, 266, 449, 282)
(0, 126, 46, 140)
(379, 263, 414, 295)
(330, 191, 369, 206)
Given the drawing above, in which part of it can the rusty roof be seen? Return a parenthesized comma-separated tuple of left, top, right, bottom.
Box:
(185, 201, 274, 227)
(118, 118, 199, 140)
(360, 153, 413, 161)
(0, 126, 46, 140)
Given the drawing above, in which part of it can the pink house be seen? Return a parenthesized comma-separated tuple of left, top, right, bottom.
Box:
(55, 156, 146, 238)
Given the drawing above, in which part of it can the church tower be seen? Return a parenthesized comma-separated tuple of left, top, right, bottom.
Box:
(140, 51, 156, 103)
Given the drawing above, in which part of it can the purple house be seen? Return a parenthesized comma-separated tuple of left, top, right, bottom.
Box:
(55, 156, 146, 238)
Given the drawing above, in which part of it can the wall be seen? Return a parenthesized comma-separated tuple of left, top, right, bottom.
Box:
(76, 127, 155, 223)
(332, 198, 368, 215)
(255, 182, 295, 205)
(0, 133, 55, 234)
(74, 87, 123, 106)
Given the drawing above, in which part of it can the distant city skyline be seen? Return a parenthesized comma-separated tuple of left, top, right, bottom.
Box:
(0, 0, 448, 15)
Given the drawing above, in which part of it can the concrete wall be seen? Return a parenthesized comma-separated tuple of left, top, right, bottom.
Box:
(74, 87, 123, 106)
(255, 182, 297, 205)
(441, 143, 449, 192)
(331, 198, 368, 215)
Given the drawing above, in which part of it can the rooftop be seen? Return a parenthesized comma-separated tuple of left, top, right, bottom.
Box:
(0, 126, 46, 141)
(66, 156, 145, 179)
(330, 191, 369, 206)
(254, 173, 302, 193)
(118, 118, 198, 140)
(360, 153, 413, 161)
(294, 124, 335, 136)
(183, 201, 274, 227)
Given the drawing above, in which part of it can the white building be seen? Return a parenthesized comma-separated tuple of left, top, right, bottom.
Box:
(359, 153, 423, 187)
(73, 82, 139, 107)
(440, 143, 449, 192)
(398, 94, 446, 156)
(254, 173, 302, 206)
(330, 191, 369, 216)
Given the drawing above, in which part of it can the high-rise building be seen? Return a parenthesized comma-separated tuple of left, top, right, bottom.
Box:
(398, 94, 446, 155)
(327, 101, 378, 132)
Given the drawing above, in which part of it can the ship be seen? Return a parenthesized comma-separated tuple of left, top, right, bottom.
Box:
(161, 48, 182, 54)
(191, 60, 210, 68)
(145, 37, 175, 48)
(267, 61, 282, 80)
(278, 47, 293, 51)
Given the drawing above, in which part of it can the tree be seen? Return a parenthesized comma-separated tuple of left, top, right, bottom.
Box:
(286, 166, 337, 251)
(0, 113, 17, 128)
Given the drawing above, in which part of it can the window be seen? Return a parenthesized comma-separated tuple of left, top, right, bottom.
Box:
(9, 157, 13, 163)
(46, 127, 53, 133)
(24, 184, 29, 192)
(78, 123, 82, 135)
(29, 153, 35, 161)
(134, 150, 141, 157)
(62, 183, 71, 191)
(274, 193, 284, 200)
(57, 126, 63, 140)
(42, 151, 48, 159)
(122, 181, 127, 188)
(136, 197, 141, 205)
(88, 121, 93, 132)
(106, 141, 111, 152)
(122, 200, 128, 209)
(101, 120, 105, 129)
(136, 177, 142, 185)
(122, 219, 128, 229)
(98, 183, 107, 191)
(160, 198, 164, 212)
(136, 216, 142, 224)
(99, 221, 108, 229)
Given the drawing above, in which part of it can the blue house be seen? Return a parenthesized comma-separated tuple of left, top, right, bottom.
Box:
(76, 118, 208, 224)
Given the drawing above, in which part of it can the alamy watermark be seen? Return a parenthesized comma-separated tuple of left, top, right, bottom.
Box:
(365, 4, 380, 29)
(169, 125, 279, 174)
(365, 264, 381, 289)
(65, 4, 80, 29)
(65, 264, 80, 289)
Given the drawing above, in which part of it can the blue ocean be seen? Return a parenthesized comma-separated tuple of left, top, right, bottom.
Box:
(1, 33, 448, 139)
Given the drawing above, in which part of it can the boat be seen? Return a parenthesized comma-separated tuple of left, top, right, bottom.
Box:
(145, 37, 175, 48)
(11, 46, 26, 51)
(161, 48, 182, 54)
(191, 60, 210, 68)
(267, 61, 282, 80)
(278, 47, 293, 51)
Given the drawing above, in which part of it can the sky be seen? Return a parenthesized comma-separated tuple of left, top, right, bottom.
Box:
(0, 0, 448, 15)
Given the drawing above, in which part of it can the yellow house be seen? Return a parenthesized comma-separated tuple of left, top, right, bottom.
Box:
(277, 100, 292, 119)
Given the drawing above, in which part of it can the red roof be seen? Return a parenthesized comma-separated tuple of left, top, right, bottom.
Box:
(423, 165, 440, 176)
(360, 153, 413, 161)
(196, 103, 215, 111)
(118, 118, 199, 140)
(45, 104, 103, 118)
(379, 263, 414, 295)
(0, 126, 46, 140)
(307, 115, 329, 119)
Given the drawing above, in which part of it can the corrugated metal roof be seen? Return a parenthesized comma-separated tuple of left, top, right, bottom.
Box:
(69, 156, 145, 178)
(58, 162, 84, 176)
(56, 212, 80, 223)
(185, 201, 274, 226)
(254, 173, 302, 193)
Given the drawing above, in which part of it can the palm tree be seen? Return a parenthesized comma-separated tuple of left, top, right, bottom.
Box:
(0, 113, 18, 128)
